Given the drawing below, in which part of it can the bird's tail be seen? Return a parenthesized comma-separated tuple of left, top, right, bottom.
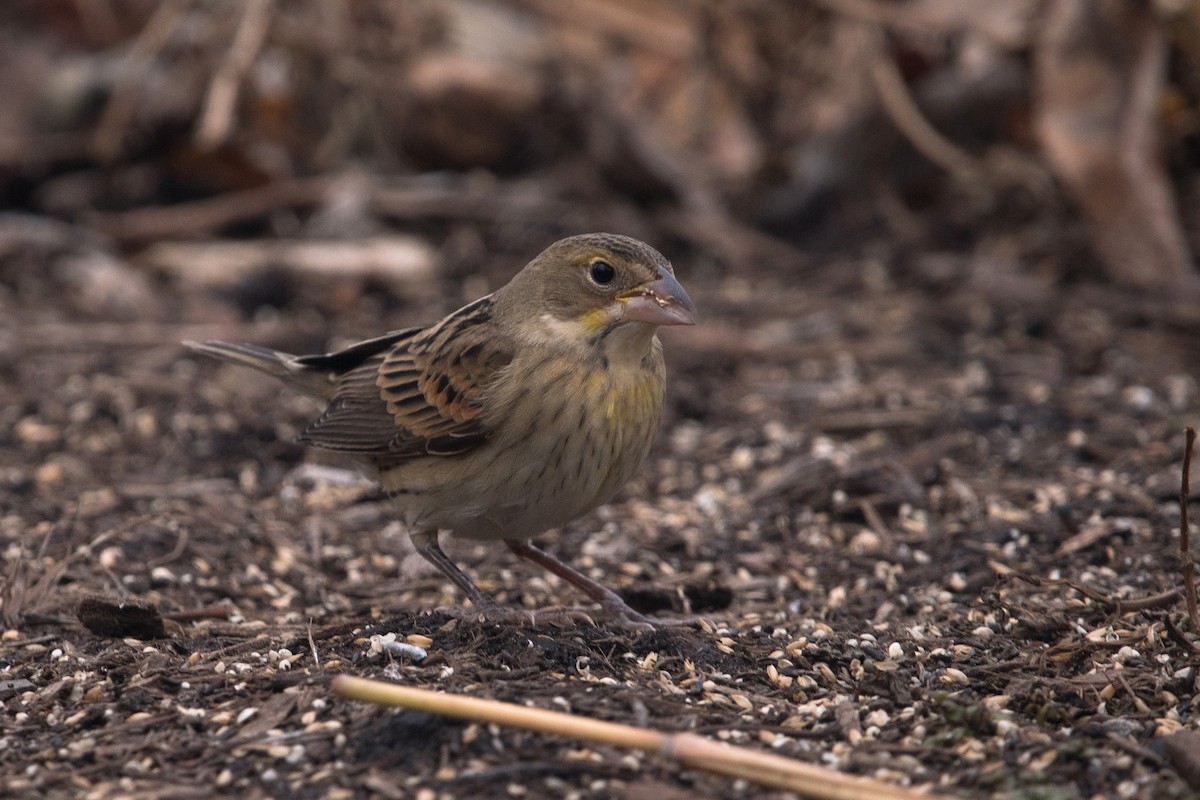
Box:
(183, 340, 335, 400)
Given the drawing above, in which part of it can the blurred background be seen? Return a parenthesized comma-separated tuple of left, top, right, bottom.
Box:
(3, 0, 1200, 322)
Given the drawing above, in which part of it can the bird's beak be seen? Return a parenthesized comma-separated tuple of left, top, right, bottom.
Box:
(618, 266, 697, 326)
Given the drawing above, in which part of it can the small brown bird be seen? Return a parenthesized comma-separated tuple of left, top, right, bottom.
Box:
(185, 233, 695, 627)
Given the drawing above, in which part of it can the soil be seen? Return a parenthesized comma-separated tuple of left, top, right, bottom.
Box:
(3, 223, 1200, 799)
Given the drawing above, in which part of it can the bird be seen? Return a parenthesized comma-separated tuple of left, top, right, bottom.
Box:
(185, 233, 696, 627)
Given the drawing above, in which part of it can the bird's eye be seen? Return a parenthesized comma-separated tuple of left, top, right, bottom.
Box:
(589, 260, 616, 285)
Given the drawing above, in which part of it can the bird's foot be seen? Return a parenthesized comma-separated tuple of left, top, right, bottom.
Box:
(595, 597, 655, 631)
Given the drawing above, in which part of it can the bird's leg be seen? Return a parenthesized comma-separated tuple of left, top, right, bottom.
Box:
(505, 539, 653, 629)
(411, 530, 502, 614)
(411, 531, 592, 626)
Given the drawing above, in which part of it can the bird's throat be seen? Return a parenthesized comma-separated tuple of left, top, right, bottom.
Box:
(595, 320, 660, 370)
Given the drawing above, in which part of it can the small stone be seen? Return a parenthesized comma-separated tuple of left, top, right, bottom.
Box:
(941, 668, 968, 684)
(16, 417, 60, 444)
(995, 719, 1019, 736)
(730, 446, 755, 470)
(35, 461, 65, 486)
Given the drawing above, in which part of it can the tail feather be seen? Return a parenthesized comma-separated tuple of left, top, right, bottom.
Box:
(183, 340, 335, 400)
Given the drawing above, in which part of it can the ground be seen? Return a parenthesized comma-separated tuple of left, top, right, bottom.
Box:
(3, 226, 1200, 799)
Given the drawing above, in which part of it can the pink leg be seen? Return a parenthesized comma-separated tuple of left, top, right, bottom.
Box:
(411, 530, 499, 612)
(505, 539, 652, 629)
(411, 531, 601, 627)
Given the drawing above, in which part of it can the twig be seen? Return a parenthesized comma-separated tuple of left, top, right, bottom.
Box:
(90, 175, 568, 243)
(89, 175, 336, 242)
(307, 619, 321, 669)
(194, 0, 274, 149)
(1117, 588, 1186, 613)
(859, 499, 895, 552)
(868, 42, 987, 192)
(92, 0, 192, 161)
(517, 0, 696, 58)
(190, 634, 273, 663)
(331, 676, 950, 799)
(147, 527, 190, 568)
(0, 132, 93, 169)
(1113, 670, 1151, 714)
(1002, 568, 1110, 604)
(1004, 568, 1187, 613)
(1180, 427, 1199, 631)
(1105, 732, 1165, 767)
(806, 3, 988, 190)
(1162, 615, 1200, 655)
(142, 235, 437, 288)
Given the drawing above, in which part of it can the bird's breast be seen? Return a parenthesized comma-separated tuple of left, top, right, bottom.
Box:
(493, 350, 665, 525)
(389, 346, 667, 540)
(558, 355, 666, 510)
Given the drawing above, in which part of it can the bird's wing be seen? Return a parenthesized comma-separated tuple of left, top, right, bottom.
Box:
(299, 297, 513, 461)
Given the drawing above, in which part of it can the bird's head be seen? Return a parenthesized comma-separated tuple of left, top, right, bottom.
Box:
(502, 233, 697, 350)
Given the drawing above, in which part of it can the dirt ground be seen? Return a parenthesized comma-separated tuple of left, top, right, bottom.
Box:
(3, 217, 1200, 799)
